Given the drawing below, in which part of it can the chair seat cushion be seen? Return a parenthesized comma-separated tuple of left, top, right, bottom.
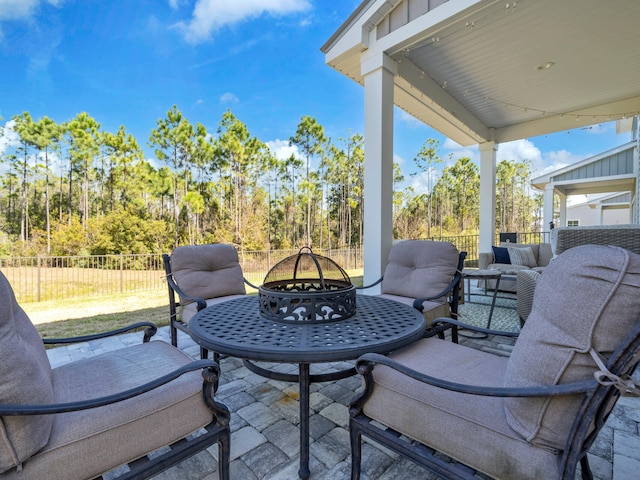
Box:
(504, 245, 640, 449)
(4, 341, 213, 480)
(363, 338, 560, 480)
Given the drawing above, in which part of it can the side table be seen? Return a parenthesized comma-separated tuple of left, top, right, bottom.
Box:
(461, 268, 502, 329)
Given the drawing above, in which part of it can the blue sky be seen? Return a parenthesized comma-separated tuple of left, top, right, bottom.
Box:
(0, 0, 632, 197)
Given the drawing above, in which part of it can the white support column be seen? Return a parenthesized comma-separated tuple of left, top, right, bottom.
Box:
(594, 204, 603, 225)
(543, 184, 555, 230)
(558, 191, 567, 227)
(361, 53, 397, 290)
(479, 142, 497, 253)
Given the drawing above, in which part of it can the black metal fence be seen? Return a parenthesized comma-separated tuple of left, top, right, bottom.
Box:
(1, 233, 549, 303)
(0, 248, 365, 304)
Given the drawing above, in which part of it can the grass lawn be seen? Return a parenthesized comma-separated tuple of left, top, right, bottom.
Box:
(25, 290, 169, 342)
(26, 272, 364, 344)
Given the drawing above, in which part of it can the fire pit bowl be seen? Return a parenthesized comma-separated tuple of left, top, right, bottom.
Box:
(258, 247, 356, 323)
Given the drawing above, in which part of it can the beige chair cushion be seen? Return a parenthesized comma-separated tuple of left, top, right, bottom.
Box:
(3, 341, 213, 480)
(363, 338, 560, 479)
(381, 240, 459, 303)
(171, 244, 246, 301)
(504, 245, 640, 449)
(0, 272, 54, 474)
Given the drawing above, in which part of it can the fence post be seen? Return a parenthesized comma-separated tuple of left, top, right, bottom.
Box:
(120, 254, 124, 293)
(37, 255, 41, 302)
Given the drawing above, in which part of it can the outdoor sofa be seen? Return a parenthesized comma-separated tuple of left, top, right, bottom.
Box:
(478, 241, 553, 292)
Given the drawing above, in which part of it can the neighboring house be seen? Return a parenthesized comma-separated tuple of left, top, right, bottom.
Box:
(565, 192, 632, 226)
(531, 117, 639, 228)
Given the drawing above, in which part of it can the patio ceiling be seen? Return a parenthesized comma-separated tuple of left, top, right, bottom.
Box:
(322, 0, 640, 147)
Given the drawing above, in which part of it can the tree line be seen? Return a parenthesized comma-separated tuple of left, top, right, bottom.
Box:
(0, 106, 541, 256)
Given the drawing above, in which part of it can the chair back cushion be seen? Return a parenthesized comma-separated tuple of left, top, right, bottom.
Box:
(0, 272, 54, 473)
(170, 244, 246, 301)
(503, 245, 640, 449)
(381, 240, 459, 302)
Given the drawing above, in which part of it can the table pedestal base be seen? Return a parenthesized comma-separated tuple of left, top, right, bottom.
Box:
(243, 360, 356, 479)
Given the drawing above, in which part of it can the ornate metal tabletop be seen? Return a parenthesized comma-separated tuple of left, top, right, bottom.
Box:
(189, 294, 426, 479)
(189, 294, 426, 363)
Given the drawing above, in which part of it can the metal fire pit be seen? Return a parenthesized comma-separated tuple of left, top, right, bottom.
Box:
(258, 247, 356, 323)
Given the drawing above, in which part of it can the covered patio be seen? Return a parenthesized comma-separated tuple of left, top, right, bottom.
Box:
(45, 295, 639, 479)
(321, 0, 640, 286)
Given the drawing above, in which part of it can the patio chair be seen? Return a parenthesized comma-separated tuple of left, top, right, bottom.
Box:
(163, 243, 256, 356)
(350, 244, 640, 480)
(358, 240, 466, 339)
(0, 271, 230, 480)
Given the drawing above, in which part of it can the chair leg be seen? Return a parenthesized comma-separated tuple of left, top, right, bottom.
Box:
(580, 456, 594, 480)
(350, 418, 363, 480)
(218, 429, 231, 480)
(200, 346, 209, 360)
(170, 323, 178, 347)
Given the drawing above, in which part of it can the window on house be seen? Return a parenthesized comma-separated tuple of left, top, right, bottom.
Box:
(567, 220, 580, 227)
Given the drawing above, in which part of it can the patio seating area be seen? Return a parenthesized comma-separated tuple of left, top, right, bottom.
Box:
(44, 280, 640, 480)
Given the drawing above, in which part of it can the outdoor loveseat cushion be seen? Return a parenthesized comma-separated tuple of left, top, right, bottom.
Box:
(503, 244, 640, 449)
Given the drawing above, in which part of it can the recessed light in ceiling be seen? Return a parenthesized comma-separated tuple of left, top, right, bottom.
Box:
(536, 61, 555, 71)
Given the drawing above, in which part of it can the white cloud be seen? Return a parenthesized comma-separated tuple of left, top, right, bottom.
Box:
(0, 0, 61, 21)
(442, 138, 479, 165)
(535, 149, 584, 177)
(496, 139, 542, 164)
(175, 0, 312, 44)
(0, 0, 38, 20)
(219, 92, 239, 105)
(0, 120, 19, 158)
(266, 139, 299, 160)
(409, 169, 442, 196)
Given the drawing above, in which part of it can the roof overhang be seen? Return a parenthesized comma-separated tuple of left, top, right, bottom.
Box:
(531, 141, 637, 196)
(322, 0, 640, 147)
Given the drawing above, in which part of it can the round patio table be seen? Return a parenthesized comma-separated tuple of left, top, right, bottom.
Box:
(188, 294, 426, 479)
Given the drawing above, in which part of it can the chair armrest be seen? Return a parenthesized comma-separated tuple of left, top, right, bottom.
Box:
(350, 352, 597, 417)
(0, 359, 224, 417)
(478, 252, 493, 269)
(166, 273, 207, 311)
(356, 277, 383, 290)
(42, 322, 158, 345)
(412, 275, 460, 310)
(432, 318, 520, 338)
